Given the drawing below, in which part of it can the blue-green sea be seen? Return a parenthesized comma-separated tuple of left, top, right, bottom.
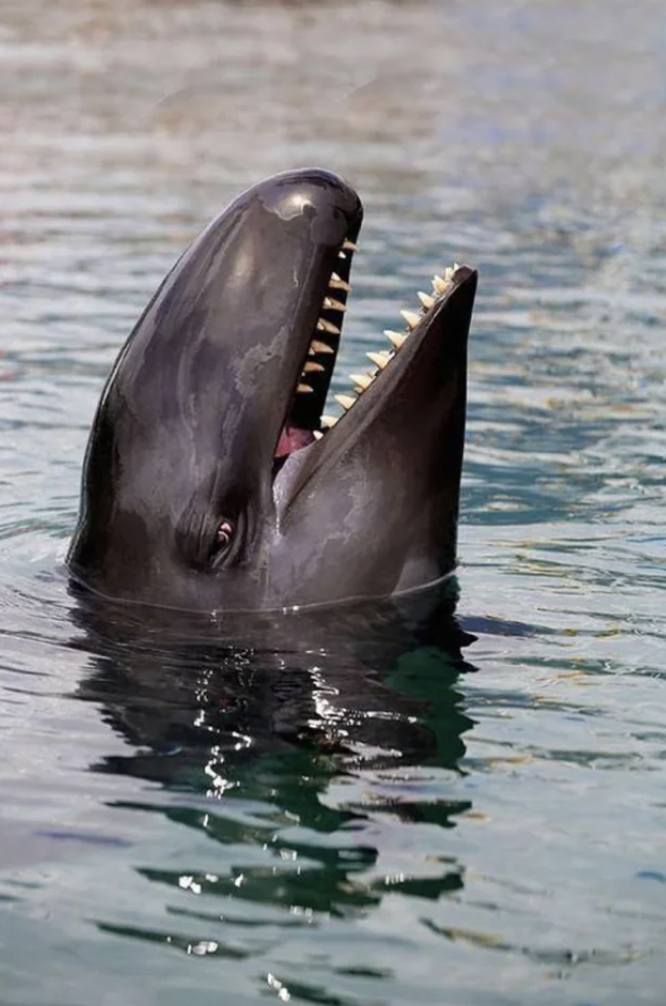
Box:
(1, 0, 666, 1002)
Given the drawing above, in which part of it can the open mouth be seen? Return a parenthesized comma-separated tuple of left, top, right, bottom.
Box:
(273, 233, 357, 463)
(274, 232, 470, 470)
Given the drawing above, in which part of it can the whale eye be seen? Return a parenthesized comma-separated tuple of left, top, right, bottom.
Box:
(209, 519, 235, 568)
(216, 520, 234, 550)
(204, 517, 238, 571)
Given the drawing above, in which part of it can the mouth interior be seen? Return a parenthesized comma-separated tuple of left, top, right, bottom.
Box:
(273, 236, 462, 470)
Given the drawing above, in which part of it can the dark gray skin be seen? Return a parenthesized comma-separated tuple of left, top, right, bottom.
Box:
(68, 168, 477, 612)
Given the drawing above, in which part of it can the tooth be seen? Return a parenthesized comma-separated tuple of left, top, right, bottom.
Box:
(367, 350, 391, 369)
(384, 329, 407, 350)
(321, 414, 338, 428)
(303, 361, 325, 373)
(297, 383, 314, 394)
(418, 291, 435, 309)
(400, 310, 421, 330)
(433, 265, 459, 293)
(329, 273, 351, 292)
(335, 394, 356, 411)
(338, 251, 347, 260)
(350, 373, 373, 390)
(317, 318, 341, 335)
(323, 297, 347, 312)
(342, 239, 358, 252)
(313, 430, 324, 440)
(310, 339, 335, 354)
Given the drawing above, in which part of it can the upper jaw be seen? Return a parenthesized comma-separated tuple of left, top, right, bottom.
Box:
(282, 223, 362, 441)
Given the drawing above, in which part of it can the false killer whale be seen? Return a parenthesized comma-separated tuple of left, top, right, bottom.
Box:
(68, 168, 477, 612)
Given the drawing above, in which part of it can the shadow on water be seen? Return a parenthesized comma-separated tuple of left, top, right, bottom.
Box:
(69, 584, 479, 929)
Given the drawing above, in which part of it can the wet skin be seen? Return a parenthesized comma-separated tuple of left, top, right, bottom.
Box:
(67, 168, 477, 612)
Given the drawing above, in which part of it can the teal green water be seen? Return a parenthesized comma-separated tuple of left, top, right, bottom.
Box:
(1, 0, 666, 1002)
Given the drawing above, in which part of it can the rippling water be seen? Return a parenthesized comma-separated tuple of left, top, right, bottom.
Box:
(2, 0, 666, 1002)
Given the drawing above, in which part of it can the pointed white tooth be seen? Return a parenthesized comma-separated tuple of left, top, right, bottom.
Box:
(335, 394, 357, 411)
(367, 350, 391, 369)
(384, 329, 407, 350)
(297, 383, 314, 394)
(432, 273, 448, 294)
(323, 296, 347, 312)
(321, 414, 338, 428)
(342, 239, 358, 252)
(329, 273, 351, 292)
(317, 318, 341, 335)
(400, 309, 421, 330)
(350, 373, 373, 390)
(313, 430, 324, 440)
(310, 339, 335, 354)
(303, 361, 325, 373)
(338, 251, 347, 260)
(418, 291, 435, 309)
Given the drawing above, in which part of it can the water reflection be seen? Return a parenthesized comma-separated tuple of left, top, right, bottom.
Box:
(71, 586, 476, 934)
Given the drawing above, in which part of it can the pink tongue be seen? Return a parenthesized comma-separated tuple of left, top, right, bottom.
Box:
(275, 425, 315, 458)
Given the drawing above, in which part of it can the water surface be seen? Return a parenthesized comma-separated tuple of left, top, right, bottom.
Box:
(1, 0, 666, 1002)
